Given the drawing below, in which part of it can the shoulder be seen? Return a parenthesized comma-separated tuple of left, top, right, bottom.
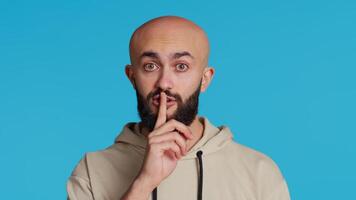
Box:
(231, 141, 279, 167)
(228, 140, 284, 177)
(70, 143, 143, 177)
(227, 141, 289, 198)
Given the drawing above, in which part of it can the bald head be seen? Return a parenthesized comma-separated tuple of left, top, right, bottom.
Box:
(129, 16, 210, 68)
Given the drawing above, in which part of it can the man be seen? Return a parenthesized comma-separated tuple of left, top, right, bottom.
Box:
(67, 16, 291, 200)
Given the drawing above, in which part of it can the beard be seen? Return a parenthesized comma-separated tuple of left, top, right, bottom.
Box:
(135, 80, 202, 132)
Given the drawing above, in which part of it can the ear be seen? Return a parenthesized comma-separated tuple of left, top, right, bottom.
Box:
(200, 66, 215, 92)
(125, 64, 136, 89)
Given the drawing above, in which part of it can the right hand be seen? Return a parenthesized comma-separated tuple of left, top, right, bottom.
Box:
(137, 92, 193, 190)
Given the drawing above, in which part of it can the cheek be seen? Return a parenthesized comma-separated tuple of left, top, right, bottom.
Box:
(179, 72, 202, 88)
(178, 79, 201, 101)
(135, 74, 156, 94)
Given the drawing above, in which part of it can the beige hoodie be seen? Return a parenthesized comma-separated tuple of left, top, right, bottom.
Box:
(67, 117, 290, 200)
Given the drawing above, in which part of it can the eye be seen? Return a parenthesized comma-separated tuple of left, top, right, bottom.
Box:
(176, 63, 189, 72)
(143, 63, 159, 72)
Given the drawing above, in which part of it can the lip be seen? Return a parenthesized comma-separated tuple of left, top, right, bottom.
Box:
(152, 97, 176, 108)
(153, 94, 176, 101)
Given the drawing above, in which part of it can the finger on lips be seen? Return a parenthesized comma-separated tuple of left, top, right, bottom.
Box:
(149, 91, 193, 160)
(154, 92, 167, 129)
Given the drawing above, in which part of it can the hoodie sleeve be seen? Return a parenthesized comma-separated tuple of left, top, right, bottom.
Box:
(257, 155, 291, 200)
(67, 154, 94, 200)
(266, 179, 291, 200)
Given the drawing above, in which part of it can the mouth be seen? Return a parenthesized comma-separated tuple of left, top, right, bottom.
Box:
(152, 94, 177, 107)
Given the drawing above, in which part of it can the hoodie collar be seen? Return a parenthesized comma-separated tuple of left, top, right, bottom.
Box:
(115, 116, 233, 159)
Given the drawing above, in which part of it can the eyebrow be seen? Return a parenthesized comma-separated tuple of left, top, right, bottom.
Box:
(140, 51, 160, 59)
(139, 51, 194, 60)
(172, 51, 194, 60)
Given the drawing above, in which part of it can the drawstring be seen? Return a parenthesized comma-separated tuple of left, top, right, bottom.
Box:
(196, 150, 204, 200)
(152, 187, 157, 200)
(151, 150, 204, 200)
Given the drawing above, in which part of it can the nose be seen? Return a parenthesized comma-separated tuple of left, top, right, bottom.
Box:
(155, 66, 173, 91)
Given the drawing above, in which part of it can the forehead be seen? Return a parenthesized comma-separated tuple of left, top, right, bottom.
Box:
(130, 25, 208, 63)
(136, 31, 200, 56)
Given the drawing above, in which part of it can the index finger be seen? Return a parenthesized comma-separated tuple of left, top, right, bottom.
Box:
(154, 92, 167, 129)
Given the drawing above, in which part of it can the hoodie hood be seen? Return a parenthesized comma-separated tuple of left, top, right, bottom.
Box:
(114, 117, 233, 159)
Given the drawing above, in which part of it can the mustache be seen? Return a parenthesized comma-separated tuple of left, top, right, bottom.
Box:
(147, 89, 183, 103)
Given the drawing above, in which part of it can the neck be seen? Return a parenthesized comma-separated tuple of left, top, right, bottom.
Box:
(139, 115, 204, 152)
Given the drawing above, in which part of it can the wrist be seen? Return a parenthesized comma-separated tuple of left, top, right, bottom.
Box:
(122, 175, 155, 200)
(134, 174, 156, 193)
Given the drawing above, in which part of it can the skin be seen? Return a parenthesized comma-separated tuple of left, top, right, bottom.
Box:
(122, 16, 215, 200)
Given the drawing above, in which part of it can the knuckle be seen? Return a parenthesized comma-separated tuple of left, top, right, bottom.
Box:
(174, 132, 183, 141)
(169, 131, 179, 139)
(168, 119, 178, 126)
(169, 119, 177, 123)
(147, 143, 156, 150)
(148, 131, 155, 138)
(172, 131, 179, 136)
(172, 146, 179, 152)
(171, 141, 178, 149)
(148, 138, 155, 144)
(147, 135, 156, 142)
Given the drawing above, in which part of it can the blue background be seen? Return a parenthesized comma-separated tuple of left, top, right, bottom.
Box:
(1, 0, 355, 199)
